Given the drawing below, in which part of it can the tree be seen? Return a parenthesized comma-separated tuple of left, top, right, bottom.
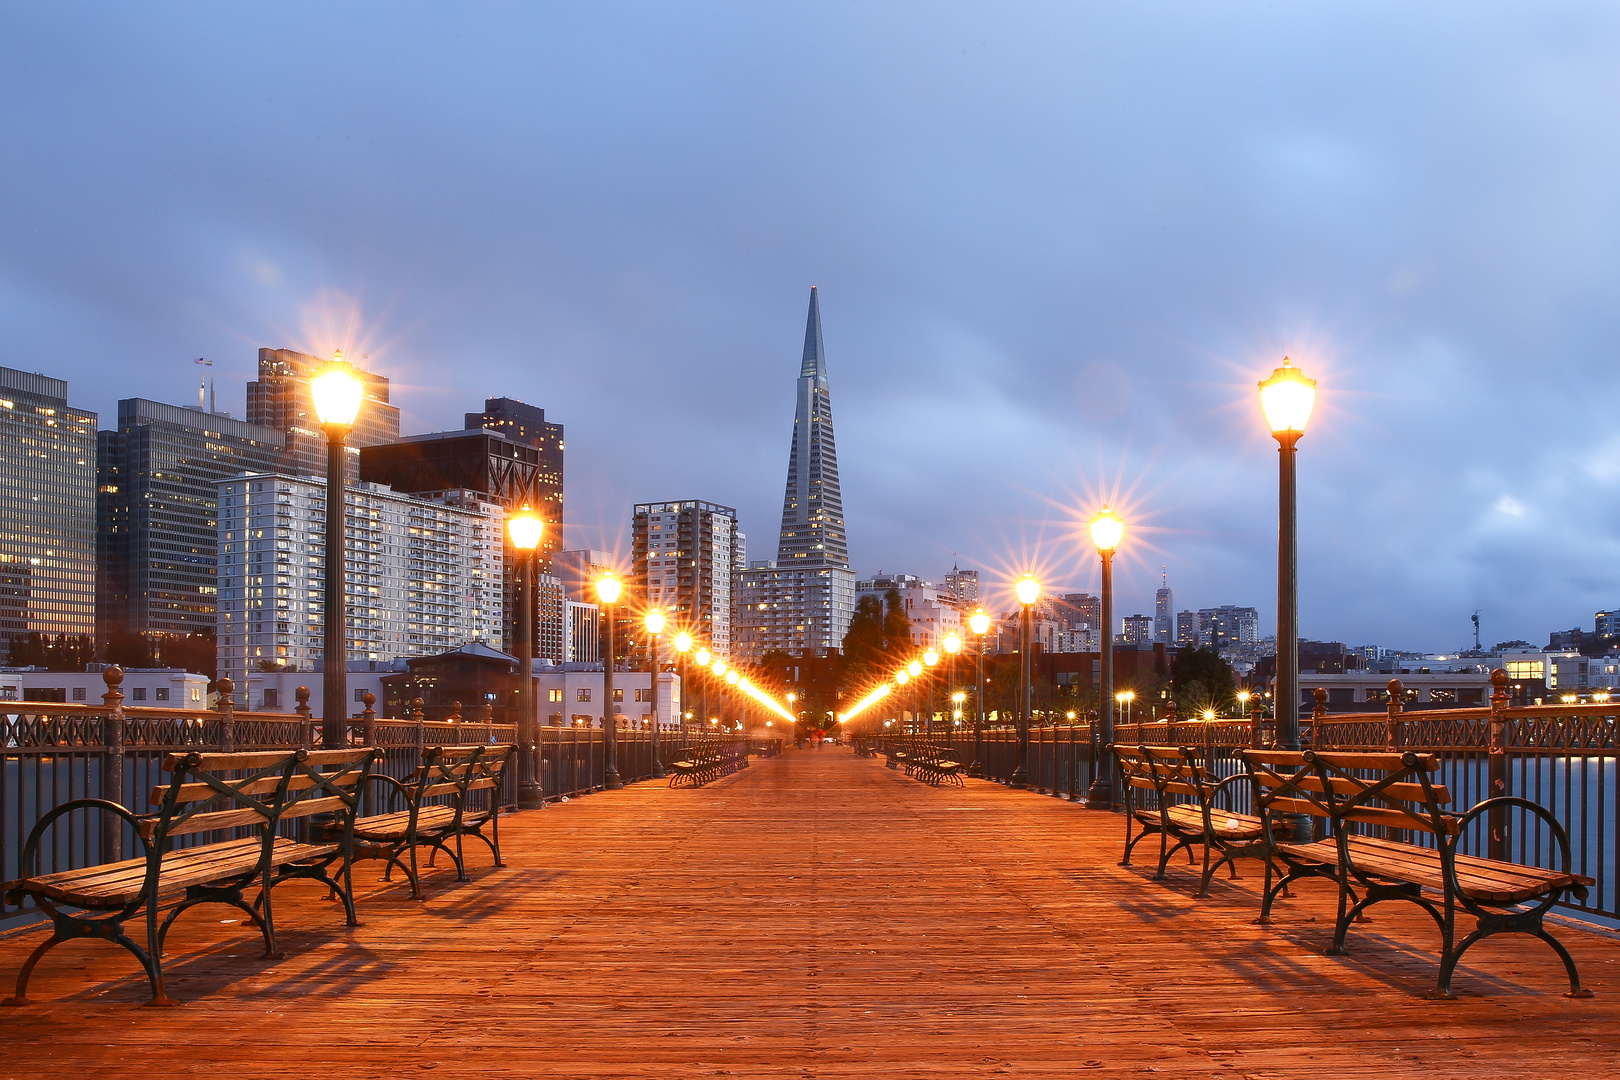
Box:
(1171, 647, 1237, 715)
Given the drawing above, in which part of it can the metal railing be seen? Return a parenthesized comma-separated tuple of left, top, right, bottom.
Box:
(2, 668, 746, 930)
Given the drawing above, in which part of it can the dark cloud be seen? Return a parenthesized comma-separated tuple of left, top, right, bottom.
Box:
(2, 3, 1617, 650)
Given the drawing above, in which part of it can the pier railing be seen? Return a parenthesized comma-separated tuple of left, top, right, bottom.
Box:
(1, 667, 741, 929)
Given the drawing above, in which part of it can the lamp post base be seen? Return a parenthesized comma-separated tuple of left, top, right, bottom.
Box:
(603, 767, 624, 791)
(518, 779, 545, 810)
(1083, 778, 1114, 810)
(651, 758, 667, 780)
(1009, 766, 1028, 789)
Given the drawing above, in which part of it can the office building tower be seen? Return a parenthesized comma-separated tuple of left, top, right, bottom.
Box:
(247, 348, 400, 478)
(1059, 592, 1102, 634)
(215, 473, 503, 694)
(463, 397, 565, 562)
(535, 572, 566, 664)
(0, 367, 97, 655)
(736, 287, 858, 660)
(565, 600, 600, 663)
(1176, 610, 1201, 648)
(944, 565, 980, 605)
(96, 399, 283, 644)
(1122, 613, 1154, 645)
(855, 573, 961, 650)
(1154, 570, 1173, 644)
(1197, 605, 1261, 650)
(633, 500, 739, 658)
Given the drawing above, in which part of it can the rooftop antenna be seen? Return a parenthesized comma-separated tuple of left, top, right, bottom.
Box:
(194, 358, 212, 412)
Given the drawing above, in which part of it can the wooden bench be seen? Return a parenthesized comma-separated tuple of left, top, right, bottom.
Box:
(2, 746, 375, 1007)
(907, 743, 965, 787)
(1114, 744, 1269, 896)
(1242, 748, 1596, 999)
(668, 745, 722, 787)
(342, 744, 513, 899)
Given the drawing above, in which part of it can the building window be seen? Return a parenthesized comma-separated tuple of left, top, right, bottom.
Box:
(577, 688, 592, 702)
(263, 689, 279, 708)
(71, 686, 86, 701)
(154, 688, 169, 702)
(132, 687, 147, 702)
(190, 688, 202, 703)
(613, 688, 624, 702)
(354, 688, 367, 703)
(548, 688, 563, 703)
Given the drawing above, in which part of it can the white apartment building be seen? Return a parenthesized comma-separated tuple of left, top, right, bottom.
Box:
(0, 667, 208, 707)
(215, 473, 505, 697)
(633, 500, 738, 657)
(854, 574, 963, 650)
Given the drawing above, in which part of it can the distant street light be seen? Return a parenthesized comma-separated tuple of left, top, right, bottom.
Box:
(1012, 574, 1041, 788)
(645, 610, 667, 780)
(1087, 507, 1124, 809)
(596, 572, 624, 789)
(311, 354, 363, 750)
(695, 646, 711, 723)
(673, 631, 693, 726)
(507, 505, 544, 808)
(968, 609, 991, 777)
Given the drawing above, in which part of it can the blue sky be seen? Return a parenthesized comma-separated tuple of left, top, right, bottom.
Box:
(2, 3, 1617, 650)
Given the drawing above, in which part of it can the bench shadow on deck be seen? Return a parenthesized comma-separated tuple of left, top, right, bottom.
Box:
(4, 748, 1620, 1078)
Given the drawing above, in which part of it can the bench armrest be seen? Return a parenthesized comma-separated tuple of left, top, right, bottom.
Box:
(1452, 796, 1582, 896)
(360, 772, 414, 812)
(6, 798, 150, 903)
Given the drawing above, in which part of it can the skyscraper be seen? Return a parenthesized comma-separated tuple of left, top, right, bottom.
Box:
(97, 399, 283, 643)
(1154, 569, 1173, 644)
(0, 367, 97, 656)
(633, 500, 739, 658)
(944, 564, 980, 605)
(734, 288, 858, 660)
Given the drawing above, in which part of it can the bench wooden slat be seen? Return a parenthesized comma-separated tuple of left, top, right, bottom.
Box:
(9, 837, 336, 908)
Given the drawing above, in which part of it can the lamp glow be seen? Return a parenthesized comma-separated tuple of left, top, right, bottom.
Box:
(645, 610, 665, 635)
(908, 660, 922, 677)
(968, 609, 991, 635)
(1090, 507, 1124, 554)
(726, 670, 739, 685)
(1259, 356, 1317, 435)
(923, 649, 940, 666)
(896, 670, 910, 685)
(943, 633, 961, 654)
(1014, 575, 1040, 607)
(311, 354, 364, 429)
(695, 647, 711, 666)
(674, 632, 692, 653)
(506, 505, 543, 551)
(595, 574, 621, 605)
(712, 659, 726, 676)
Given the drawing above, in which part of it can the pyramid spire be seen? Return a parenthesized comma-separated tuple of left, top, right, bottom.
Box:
(800, 286, 826, 379)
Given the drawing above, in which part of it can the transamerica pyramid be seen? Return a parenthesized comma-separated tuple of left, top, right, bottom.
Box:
(776, 285, 849, 568)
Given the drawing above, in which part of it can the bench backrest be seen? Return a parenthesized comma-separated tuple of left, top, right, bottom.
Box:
(145, 747, 378, 843)
(1115, 744, 1216, 801)
(413, 744, 515, 809)
(1239, 749, 1456, 836)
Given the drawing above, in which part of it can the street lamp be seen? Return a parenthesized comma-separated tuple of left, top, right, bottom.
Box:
(968, 609, 991, 777)
(311, 354, 363, 750)
(673, 631, 693, 728)
(1012, 574, 1041, 788)
(923, 648, 940, 734)
(1260, 356, 1316, 757)
(1237, 689, 1251, 723)
(645, 610, 667, 779)
(507, 505, 544, 808)
(1116, 689, 1135, 726)
(1088, 506, 1123, 809)
(695, 646, 711, 724)
(942, 633, 961, 747)
(725, 668, 740, 733)
(596, 572, 624, 789)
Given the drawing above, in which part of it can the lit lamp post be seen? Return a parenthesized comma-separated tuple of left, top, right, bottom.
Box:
(787, 692, 797, 742)
(1116, 689, 1135, 726)
(1012, 574, 1041, 788)
(1259, 357, 1316, 755)
(695, 647, 711, 724)
(907, 660, 923, 735)
(895, 668, 911, 732)
(596, 573, 624, 790)
(311, 355, 363, 750)
(673, 632, 693, 727)
(645, 610, 667, 779)
(1087, 507, 1124, 809)
(725, 669, 740, 733)
(712, 658, 727, 727)
(507, 505, 545, 808)
(923, 648, 940, 735)
(942, 632, 961, 746)
(968, 609, 990, 776)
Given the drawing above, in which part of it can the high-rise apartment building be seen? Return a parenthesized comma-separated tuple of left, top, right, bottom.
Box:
(247, 348, 400, 478)
(1198, 605, 1260, 650)
(0, 367, 97, 655)
(215, 473, 504, 694)
(463, 397, 565, 566)
(633, 500, 739, 658)
(735, 287, 857, 660)
(1176, 610, 1201, 647)
(1058, 592, 1102, 633)
(1154, 571, 1173, 644)
(855, 573, 961, 650)
(96, 399, 283, 643)
(1122, 613, 1154, 645)
(944, 565, 980, 605)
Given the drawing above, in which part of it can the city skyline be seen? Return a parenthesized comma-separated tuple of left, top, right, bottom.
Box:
(3, 7, 1619, 651)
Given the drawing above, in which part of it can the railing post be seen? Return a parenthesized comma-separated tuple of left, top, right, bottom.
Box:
(1488, 668, 1510, 861)
(1386, 679, 1403, 750)
(413, 697, 427, 757)
(448, 701, 463, 743)
(101, 666, 126, 862)
(360, 691, 377, 747)
(295, 685, 314, 749)
(217, 676, 236, 752)
(1310, 687, 1327, 750)
(1249, 700, 1264, 749)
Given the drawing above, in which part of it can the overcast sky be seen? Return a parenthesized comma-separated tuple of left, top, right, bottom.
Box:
(3, 4, 1617, 651)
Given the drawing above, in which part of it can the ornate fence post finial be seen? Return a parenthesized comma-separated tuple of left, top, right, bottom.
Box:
(295, 685, 313, 749)
(1487, 668, 1511, 860)
(1311, 687, 1327, 749)
(101, 666, 126, 862)
(1386, 678, 1404, 750)
(413, 696, 426, 756)
(361, 691, 377, 747)
(1249, 696, 1265, 749)
(216, 676, 236, 752)
(1164, 698, 1177, 724)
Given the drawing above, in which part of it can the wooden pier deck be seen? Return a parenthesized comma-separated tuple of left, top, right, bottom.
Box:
(4, 748, 1620, 1078)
